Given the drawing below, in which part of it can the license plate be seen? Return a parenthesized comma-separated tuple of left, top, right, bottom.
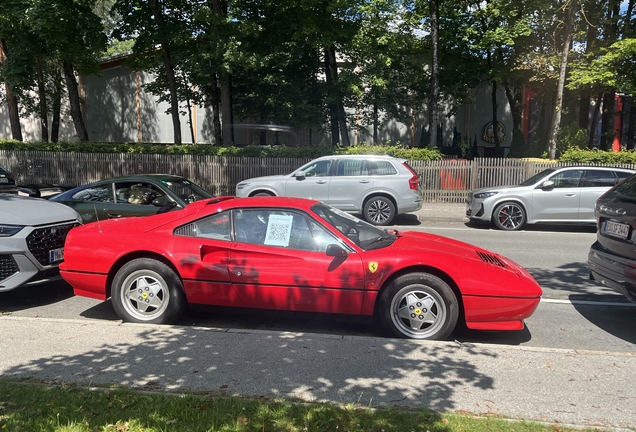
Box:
(602, 220, 631, 239)
(0, 178, 7, 183)
(49, 248, 64, 263)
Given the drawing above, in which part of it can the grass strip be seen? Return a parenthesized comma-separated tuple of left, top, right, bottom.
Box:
(0, 379, 593, 432)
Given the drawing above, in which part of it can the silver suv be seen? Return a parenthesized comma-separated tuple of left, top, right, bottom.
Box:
(0, 194, 81, 292)
(235, 155, 422, 225)
(466, 166, 635, 230)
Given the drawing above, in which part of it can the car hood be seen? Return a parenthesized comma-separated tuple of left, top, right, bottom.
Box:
(238, 175, 287, 184)
(395, 230, 494, 259)
(0, 194, 80, 225)
(470, 184, 528, 195)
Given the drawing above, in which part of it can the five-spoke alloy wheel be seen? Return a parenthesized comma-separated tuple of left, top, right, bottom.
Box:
(111, 258, 187, 324)
(379, 272, 458, 340)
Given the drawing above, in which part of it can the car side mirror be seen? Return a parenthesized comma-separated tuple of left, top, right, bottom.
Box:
(326, 243, 348, 257)
(540, 180, 555, 190)
(152, 196, 176, 207)
(294, 170, 306, 179)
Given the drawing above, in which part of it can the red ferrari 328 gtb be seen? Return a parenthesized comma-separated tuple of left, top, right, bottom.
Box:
(60, 196, 542, 340)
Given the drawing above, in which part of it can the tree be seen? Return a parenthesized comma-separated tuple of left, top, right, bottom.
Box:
(548, 0, 577, 160)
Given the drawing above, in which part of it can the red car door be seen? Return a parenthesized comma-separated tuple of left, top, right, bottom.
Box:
(170, 211, 243, 307)
(228, 209, 366, 314)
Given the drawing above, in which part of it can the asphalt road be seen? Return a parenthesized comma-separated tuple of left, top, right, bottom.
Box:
(1, 219, 635, 429)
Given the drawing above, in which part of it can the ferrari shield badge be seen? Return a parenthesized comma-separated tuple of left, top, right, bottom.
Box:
(368, 262, 378, 273)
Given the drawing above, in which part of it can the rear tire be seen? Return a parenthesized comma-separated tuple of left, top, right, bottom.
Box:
(363, 196, 395, 226)
(111, 258, 187, 324)
(378, 272, 458, 340)
(251, 191, 274, 197)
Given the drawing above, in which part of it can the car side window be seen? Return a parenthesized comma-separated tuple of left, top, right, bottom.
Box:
(336, 159, 368, 176)
(72, 185, 114, 202)
(300, 160, 332, 177)
(582, 170, 619, 187)
(195, 212, 232, 240)
(115, 182, 163, 205)
(371, 161, 398, 175)
(232, 209, 337, 252)
(549, 170, 583, 188)
(615, 171, 632, 181)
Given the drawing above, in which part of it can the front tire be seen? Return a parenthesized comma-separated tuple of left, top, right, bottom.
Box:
(251, 191, 274, 197)
(111, 258, 187, 324)
(363, 196, 395, 226)
(492, 201, 526, 231)
(378, 273, 458, 340)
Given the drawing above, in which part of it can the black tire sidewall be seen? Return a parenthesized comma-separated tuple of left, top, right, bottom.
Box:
(378, 272, 458, 340)
(364, 196, 395, 226)
(492, 201, 526, 231)
(111, 258, 186, 324)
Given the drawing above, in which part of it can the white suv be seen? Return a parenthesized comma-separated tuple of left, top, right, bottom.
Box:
(235, 155, 422, 225)
(0, 194, 81, 292)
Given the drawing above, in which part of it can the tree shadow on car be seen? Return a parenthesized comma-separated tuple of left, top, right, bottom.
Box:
(464, 221, 596, 233)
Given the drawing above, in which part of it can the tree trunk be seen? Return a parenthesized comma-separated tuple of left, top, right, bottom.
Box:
(62, 60, 89, 142)
(548, 0, 576, 159)
(187, 99, 195, 143)
(36, 58, 49, 142)
(428, 0, 440, 149)
(588, 93, 602, 148)
(324, 47, 339, 145)
(325, 46, 349, 146)
(627, 98, 635, 149)
(148, 0, 182, 144)
(211, 75, 223, 145)
(0, 38, 23, 141)
(504, 80, 526, 156)
(373, 101, 378, 145)
(210, 0, 233, 146)
(51, 69, 62, 143)
(491, 79, 500, 155)
(600, 92, 614, 151)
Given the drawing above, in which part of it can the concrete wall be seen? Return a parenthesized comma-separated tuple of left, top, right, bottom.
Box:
(1, 64, 512, 152)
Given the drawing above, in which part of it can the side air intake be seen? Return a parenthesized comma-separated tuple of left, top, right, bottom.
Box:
(476, 251, 505, 268)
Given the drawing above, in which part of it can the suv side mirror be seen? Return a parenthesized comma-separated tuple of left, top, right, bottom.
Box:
(294, 170, 306, 179)
(326, 243, 348, 257)
(540, 180, 555, 190)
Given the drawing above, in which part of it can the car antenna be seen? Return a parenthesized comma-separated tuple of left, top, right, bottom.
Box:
(93, 204, 102, 233)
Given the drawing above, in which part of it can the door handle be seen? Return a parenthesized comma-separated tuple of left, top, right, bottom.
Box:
(565, 194, 576, 197)
(316, 180, 328, 184)
(359, 180, 370, 184)
(107, 213, 123, 218)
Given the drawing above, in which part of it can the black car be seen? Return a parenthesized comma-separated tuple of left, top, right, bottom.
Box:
(588, 173, 636, 303)
(50, 174, 213, 223)
(0, 165, 18, 194)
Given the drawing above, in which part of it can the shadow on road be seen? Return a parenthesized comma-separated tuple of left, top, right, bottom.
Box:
(0, 280, 74, 312)
(465, 220, 596, 233)
(568, 294, 636, 345)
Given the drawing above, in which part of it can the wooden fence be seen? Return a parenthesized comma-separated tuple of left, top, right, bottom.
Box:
(2, 151, 635, 203)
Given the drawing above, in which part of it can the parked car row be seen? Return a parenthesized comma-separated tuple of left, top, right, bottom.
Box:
(9, 157, 636, 337)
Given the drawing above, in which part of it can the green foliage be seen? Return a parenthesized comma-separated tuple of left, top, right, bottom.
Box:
(0, 140, 444, 161)
(559, 147, 636, 164)
(555, 121, 588, 157)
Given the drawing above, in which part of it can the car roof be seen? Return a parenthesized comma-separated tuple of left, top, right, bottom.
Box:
(313, 154, 405, 162)
(184, 196, 321, 215)
(554, 166, 635, 172)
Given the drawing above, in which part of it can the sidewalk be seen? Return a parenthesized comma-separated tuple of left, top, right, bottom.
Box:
(0, 315, 634, 430)
(416, 202, 468, 222)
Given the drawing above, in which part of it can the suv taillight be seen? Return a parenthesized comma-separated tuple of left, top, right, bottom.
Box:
(403, 162, 420, 190)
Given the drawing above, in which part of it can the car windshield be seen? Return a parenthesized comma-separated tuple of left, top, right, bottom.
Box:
(160, 179, 213, 203)
(519, 168, 557, 186)
(311, 203, 396, 251)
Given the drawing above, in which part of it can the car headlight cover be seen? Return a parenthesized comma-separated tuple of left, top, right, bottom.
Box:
(0, 224, 24, 237)
(236, 183, 249, 190)
(474, 191, 498, 199)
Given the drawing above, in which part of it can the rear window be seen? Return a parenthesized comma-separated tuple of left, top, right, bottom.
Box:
(373, 161, 398, 175)
(609, 174, 636, 199)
